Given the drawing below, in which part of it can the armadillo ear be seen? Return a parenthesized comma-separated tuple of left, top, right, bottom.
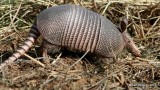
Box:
(119, 17, 128, 33)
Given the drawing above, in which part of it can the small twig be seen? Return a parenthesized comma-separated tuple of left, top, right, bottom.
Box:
(86, 77, 108, 89)
(146, 16, 160, 36)
(111, 7, 125, 15)
(51, 53, 62, 65)
(23, 53, 45, 67)
(0, 10, 17, 21)
(151, 48, 160, 53)
(102, 2, 111, 15)
(134, 33, 159, 41)
(9, 0, 22, 33)
(136, 57, 152, 62)
(138, 12, 145, 38)
(149, 62, 160, 64)
(102, 1, 125, 15)
(130, 15, 141, 38)
(40, 78, 56, 90)
(67, 70, 83, 73)
(126, 5, 129, 19)
(0, 32, 16, 42)
(151, 68, 155, 80)
(68, 49, 89, 69)
(148, 4, 160, 18)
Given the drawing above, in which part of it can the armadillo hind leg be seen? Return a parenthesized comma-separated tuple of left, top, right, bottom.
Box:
(41, 39, 61, 63)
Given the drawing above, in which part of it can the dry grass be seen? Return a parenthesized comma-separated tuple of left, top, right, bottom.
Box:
(0, 0, 160, 90)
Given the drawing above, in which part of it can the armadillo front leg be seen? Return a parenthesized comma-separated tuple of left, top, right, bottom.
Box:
(41, 39, 61, 64)
(41, 46, 48, 63)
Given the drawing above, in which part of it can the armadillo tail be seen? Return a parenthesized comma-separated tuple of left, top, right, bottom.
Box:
(0, 24, 40, 69)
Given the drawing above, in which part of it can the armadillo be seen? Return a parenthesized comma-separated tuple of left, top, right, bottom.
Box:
(0, 4, 140, 68)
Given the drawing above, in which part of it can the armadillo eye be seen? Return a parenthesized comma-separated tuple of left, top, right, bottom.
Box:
(127, 41, 131, 43)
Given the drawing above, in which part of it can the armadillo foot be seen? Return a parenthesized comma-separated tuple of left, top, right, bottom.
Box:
(41, 39, 61, 64)
(42, 47, 50, 64)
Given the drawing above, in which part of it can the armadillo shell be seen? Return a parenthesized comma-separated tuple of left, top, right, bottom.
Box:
(37, 4, 100, 52)
(36, 4, 125, 57)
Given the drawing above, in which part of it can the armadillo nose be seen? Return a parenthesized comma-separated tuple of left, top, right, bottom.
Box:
(133, 50, 141, 57)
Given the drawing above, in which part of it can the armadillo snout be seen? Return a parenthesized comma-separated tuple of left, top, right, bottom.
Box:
(122, 31, 141, 57)
(133, 50, 141, 57)
(126, 43, 141, 57)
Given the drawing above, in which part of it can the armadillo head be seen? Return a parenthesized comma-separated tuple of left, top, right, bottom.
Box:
(119, 17, 141, 57)
(122, 31, 141, 57)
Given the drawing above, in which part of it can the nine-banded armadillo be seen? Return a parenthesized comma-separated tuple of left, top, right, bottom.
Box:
(0, 4, 141, 68)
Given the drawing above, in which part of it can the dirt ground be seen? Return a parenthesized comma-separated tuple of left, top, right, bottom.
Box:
(0, 0, 160, 90)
